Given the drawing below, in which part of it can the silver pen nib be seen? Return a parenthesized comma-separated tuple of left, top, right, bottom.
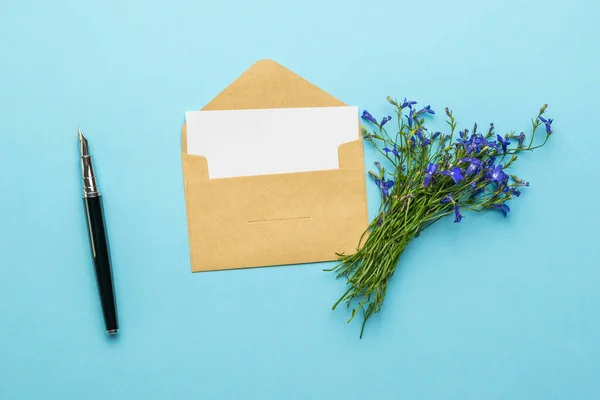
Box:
(79, 127, 99, 197)
(79, 126, 89, 157)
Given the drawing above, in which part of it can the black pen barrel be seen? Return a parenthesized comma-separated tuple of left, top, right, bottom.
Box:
(84, 195, 118, 334)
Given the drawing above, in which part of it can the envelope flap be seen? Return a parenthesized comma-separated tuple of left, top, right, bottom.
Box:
(204, 59, 346, 110)
(182, 59, 346, 153)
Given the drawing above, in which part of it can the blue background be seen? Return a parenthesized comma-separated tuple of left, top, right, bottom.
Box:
(1, 0, 599, 399)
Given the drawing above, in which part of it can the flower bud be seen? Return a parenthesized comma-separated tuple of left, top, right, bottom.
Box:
(361, 126, 372, 139)
(510, 174, 523, 183)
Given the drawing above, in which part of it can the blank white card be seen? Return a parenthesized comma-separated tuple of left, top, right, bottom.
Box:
(185, 106, 359, 179)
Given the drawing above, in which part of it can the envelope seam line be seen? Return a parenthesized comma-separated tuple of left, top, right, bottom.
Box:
(247, 217, 311, 224)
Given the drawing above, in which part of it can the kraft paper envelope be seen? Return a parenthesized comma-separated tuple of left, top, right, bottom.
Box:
(181, 59, 368, 272)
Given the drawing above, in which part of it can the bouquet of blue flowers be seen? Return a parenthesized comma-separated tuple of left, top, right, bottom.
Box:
(328, 97, 554, 337)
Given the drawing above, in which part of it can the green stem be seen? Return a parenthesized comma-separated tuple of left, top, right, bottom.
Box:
(331, 196, 430, 336)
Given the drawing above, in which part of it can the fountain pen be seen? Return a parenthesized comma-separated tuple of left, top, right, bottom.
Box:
(79, 128, 119, 334)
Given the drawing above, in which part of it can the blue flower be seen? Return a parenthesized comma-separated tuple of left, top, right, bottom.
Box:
(488, 164, 508, 184)
(440, 167, 465, 184)
(361, 110, 377, 124)
(432, 132, 441, 140)
(406, 108, 415, 128)
(493, 203, 510, 218)
(416, 129, 431, 146)
(375, 177, 394, 198)
(517, 132, 526, 147)
(380, 116, 392, 127)
(383, 146, 400, 157)
(466, 162, 480, 175)
(538, 116, 553, 134)
(458, 157, 482, 175)
(454, 204, 464, 223)
(416, 105, 435, 116)
(487, 141, 499, 151)
(457, 133, 499, 155)
(401, 98, 417, 108)
(503, 186, 522, 197)
(456, 130, 473, 152)
(423, 163, 438, 187)
(497, 134, 511, 154)
(441, 194, 453, 203)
